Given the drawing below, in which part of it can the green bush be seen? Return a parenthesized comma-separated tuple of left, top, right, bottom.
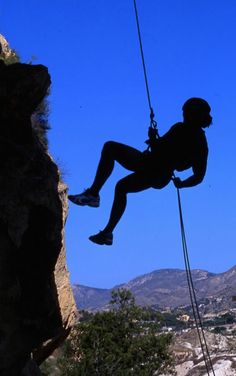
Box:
(58, 289, 175, 376)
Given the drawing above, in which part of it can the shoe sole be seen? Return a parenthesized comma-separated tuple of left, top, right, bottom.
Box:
(89, 237, 112, 246)
(68, 197, 99, 208)
(87, 202, 100, 208)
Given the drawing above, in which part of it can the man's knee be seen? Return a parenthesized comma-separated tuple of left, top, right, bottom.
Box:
(115, 179, 127, 195)
(102, 141, 116, 156)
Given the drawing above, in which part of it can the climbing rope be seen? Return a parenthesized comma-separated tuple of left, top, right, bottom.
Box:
(176, 189, 216, 376)
(133, 0, 158, 134)
(133, 1, 215, 374)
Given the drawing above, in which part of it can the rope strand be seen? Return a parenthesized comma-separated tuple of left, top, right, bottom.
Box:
(132, 2, 215, 374)
(133, 0, 152, 112)
(177, 189, 216, 376)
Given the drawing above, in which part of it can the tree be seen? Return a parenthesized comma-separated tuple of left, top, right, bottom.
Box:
(57, 289, 176, 376)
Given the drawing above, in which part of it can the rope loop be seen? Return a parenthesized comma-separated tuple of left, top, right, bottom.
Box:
(148, 107, 159, 141)
(150, 107, 157, 128)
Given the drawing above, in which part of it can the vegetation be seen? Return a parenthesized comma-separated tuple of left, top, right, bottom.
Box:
(159, 311, 189, 330)
(42, 289, 175, 376)
(212, 326, 226, 334)
(204, 312, 235, 330)
(31, 98, 51, 147)
(1, 49, 19, 65)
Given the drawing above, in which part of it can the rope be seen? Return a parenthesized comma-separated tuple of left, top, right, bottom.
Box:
(176, 188, 216, 376)
(133, 0, 152, 111)
(133, 0, 157, 131)
(133, 1, 215, 374)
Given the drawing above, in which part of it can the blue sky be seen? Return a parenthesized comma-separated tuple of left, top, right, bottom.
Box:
(1, 1, 236, 288)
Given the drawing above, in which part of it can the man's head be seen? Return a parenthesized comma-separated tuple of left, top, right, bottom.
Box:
(182, 97, 212, 128)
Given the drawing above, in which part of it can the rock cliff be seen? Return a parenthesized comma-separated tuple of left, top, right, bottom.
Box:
(0, 35, 77, 375)
(171, 329, 236, 376)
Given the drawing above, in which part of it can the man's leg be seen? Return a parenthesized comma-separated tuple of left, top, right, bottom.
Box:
(89, 141, 143, 196)
(89, 173, 152, 245)
(69, 141, 143, 207)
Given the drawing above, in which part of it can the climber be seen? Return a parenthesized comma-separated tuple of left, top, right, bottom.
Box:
(68, 97, 212, 246)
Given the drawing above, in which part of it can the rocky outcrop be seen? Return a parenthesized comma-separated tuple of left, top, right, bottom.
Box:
(171, 329, 236, 376)
(0, 39, 77, 375)
(0, 34, 18, 61)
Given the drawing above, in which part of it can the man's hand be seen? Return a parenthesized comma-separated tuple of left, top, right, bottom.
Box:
(173, 177, 183, 188)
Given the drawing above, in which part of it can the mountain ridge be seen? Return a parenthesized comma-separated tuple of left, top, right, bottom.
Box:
(73, 265, 236, 312)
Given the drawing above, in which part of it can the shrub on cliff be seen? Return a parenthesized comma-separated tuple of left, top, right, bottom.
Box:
(58, 289, 175, 376)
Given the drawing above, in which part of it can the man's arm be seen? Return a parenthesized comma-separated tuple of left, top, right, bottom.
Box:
(173, 158, 207, 188)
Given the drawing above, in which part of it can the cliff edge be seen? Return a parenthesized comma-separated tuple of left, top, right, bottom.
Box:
(0, 35, 77, 376)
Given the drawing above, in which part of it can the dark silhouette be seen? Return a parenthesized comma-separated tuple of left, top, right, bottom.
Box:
(0, 50, 69, 374)
(69, 98, 212, 245)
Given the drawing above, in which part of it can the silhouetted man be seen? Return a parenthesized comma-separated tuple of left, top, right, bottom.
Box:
(69, 98, 212, 245)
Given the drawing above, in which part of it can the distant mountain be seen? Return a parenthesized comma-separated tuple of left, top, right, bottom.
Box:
(73, 266, 236, 312)
(72, 285, 111, 311)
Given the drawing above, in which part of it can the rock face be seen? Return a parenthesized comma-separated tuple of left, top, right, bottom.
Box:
(170, 329, 236, 376)
(0, 34, 18, 60)
(0, 41, 77, 375)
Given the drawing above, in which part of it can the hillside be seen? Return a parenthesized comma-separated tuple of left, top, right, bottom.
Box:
(73, 265, 236, 312)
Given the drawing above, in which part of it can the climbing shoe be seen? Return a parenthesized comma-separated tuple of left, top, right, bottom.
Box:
(68, 189, 100, 208)
(89, 231, 113, 246)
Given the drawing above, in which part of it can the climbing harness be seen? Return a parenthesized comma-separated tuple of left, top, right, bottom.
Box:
(133, 1, 215, 375)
